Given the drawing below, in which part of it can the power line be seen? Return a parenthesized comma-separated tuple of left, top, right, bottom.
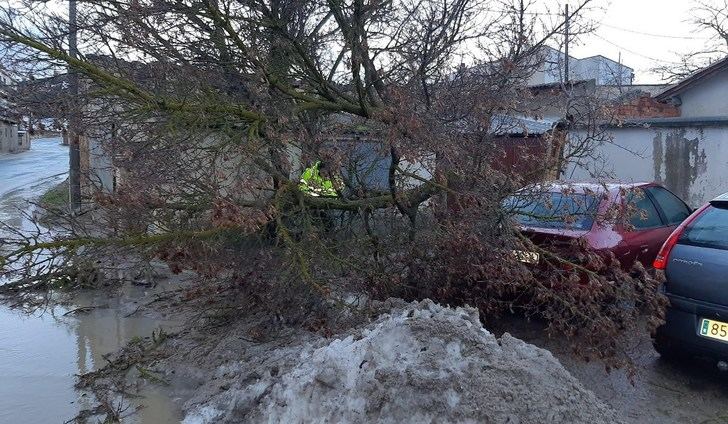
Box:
(479, 8, 709, 40)
(599, 22, 711, 40)
(592, 33, 686, 65)
(481, 8, 562, 17)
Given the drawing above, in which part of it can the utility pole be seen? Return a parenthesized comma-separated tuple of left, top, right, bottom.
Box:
(618, 51, 623, 90)
(68, 0, 81, 212)
(564, 4, 570, 84)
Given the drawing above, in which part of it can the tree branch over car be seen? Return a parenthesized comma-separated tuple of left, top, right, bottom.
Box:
(0, 0, 665, 372)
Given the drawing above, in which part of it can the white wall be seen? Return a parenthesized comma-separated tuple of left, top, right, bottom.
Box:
(527, 47, 566, 86)
(527, 48, 633, 87)
(567, 125, 728, 207)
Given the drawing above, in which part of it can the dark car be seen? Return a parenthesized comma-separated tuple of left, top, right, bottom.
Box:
(505, 181, 692, 269)
(653, 193, 728, 363)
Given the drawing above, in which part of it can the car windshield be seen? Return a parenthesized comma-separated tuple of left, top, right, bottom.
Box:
(504, 191, 599, 231)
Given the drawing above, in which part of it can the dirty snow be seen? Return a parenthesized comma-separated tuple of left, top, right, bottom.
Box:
(181, 300, 622, 423)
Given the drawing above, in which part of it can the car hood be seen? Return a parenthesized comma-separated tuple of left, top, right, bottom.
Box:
(519, 226, 590, 245)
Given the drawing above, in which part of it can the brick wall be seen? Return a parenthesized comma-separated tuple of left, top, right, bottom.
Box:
(613, 94, 679, 119)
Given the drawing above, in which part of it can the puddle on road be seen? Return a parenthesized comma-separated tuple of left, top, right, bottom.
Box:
(0, 286, 183, 424)
(1, 138, 184, 423)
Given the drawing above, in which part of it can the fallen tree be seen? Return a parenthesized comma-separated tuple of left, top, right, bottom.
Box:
(0, 0, 664, 375)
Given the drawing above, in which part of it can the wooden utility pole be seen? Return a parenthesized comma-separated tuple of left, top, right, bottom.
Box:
(564, 4, 570, 84)
(68, 0, 81, 212)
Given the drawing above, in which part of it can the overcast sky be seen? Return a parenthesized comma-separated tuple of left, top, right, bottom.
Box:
(13, 0, 718, 84)
(567, 0, 713, 83)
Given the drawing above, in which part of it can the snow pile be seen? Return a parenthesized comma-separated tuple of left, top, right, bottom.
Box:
(183, 300, 622, 424)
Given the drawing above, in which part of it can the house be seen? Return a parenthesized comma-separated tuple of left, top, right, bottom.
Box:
(528, 46, 634, 87)
(655, 59, 728, 118)
(565, 57, 728, 206)
(0, 117, 31, 153)
(0, 69, 31, 153)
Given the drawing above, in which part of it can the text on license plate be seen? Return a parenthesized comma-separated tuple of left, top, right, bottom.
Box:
(699, 318, 728, 342)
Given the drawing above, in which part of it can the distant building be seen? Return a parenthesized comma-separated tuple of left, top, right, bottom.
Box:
(0, 68, 31, 153)
(528, 46, 634, 87)
(0, 117, 30, 153)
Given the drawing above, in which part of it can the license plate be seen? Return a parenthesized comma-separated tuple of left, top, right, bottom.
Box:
(513, 250, 540, 264)
(699, 318, 728, 342)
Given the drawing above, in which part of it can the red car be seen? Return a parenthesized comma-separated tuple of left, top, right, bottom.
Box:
(504, 182, 693, 269)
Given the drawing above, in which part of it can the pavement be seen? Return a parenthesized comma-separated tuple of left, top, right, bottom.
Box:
(493, 314, 728, 423)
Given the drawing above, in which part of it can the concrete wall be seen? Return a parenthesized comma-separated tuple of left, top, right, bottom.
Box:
(0, 121, 27, 153)
(17, 130, 30, 151)
(677, 70, 728, 118)
(0, 121, 9, 152)
(566, 125, 728, 207)
(80, 135, 115, 195)
(331, 139, 433, 193)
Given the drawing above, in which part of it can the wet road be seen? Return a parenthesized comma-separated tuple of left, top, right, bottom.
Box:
(0, 137, 69, 229)
(0, 138, 181, 423)
(0, 293, 182, 424)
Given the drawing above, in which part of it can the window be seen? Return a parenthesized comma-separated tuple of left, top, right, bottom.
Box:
(504, 192, 599, 231)
(679, 205, 728, 251)
(646, 186, 691, 225)
(627, 189, 663, 229)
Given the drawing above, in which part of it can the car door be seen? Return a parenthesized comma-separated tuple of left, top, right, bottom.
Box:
(644, 185, 693, 262)
(618, 188, 670, 268)
(645, 186, 692, 225)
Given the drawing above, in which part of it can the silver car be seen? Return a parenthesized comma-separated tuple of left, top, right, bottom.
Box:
(653, 192, 728, 363)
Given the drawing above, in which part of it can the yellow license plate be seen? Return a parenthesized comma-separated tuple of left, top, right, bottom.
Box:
(513, 250, 540, 264)
(699, 318, 728, 342)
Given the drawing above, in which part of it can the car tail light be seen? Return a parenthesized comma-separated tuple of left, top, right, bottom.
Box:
(653, 204, 711, 270)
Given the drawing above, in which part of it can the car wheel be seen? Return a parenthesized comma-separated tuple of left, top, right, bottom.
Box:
(652, 336, 685, 361)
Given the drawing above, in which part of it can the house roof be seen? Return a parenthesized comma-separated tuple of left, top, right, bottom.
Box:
(490, 114, 559, 136)
(655, 57, 728, 102)
(598, 115, 728, 129)
(0, 115, 17, 124)
(597, 84, 673, 101)
(528, 79, 595, 91)
(578, 55, 635, 72)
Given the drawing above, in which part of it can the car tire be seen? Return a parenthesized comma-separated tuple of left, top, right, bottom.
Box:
(652, 336, 685, 361)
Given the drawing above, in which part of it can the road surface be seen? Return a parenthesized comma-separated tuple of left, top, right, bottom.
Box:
(0, 137, 68, 229)
(0, 138, 182, 423)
